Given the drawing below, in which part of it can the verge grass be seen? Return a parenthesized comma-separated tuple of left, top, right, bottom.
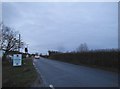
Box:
(2, 57, 37, 87)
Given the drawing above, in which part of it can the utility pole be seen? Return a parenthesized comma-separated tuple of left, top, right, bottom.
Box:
(18, 34, 21, 52)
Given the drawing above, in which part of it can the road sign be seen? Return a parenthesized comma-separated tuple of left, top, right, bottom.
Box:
(25, 48, 28, 53)
(13, 54, 22, 66)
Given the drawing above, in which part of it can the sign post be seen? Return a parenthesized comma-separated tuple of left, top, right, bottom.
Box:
(13, 54, 22, 66)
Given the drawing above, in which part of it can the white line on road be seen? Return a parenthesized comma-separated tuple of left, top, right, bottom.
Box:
(49, 84, 55, 89)
(33, 61, 48, 87)
(33, 63, 35, 66)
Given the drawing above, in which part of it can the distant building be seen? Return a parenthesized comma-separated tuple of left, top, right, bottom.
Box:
(48, 50, 61, 56)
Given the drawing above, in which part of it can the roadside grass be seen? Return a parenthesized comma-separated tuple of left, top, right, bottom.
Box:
(2, 57, 37, 87)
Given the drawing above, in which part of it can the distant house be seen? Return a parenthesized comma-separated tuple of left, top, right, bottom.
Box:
(48, 50, 61, 56)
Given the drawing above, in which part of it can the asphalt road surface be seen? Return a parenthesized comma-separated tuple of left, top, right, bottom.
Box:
(33, 57, 118, 87)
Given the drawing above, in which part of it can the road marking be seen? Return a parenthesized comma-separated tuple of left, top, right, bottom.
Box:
(49, 84, 55, 89)
(34, 59, 37, 62)
(33, 63, 35, 66)
(33, 59, 48, 87)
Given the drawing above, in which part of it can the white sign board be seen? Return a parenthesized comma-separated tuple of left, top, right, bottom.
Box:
(13, 54, 22, 66)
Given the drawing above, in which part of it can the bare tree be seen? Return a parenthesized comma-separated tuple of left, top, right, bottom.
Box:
(77, 43, 88, 52)
(1, 23, 24, 54)
(0, 23, 2, 50)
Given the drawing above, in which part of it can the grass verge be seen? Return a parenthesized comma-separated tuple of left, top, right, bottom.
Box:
(2, 57, 37, 87)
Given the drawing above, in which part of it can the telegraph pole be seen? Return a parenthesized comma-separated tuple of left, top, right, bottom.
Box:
(18, 34, 21, 52)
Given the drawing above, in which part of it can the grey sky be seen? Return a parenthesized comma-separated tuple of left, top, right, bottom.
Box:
(2, 2, 118, 54)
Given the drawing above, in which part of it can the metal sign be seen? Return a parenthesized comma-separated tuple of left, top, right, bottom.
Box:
(13, 54, 22, 66)
(25, 48, 28, 53)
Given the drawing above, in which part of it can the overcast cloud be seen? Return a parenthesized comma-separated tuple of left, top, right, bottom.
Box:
(2, 2, 118, 54)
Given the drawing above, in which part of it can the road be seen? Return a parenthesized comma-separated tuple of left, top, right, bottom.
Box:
(33, 57, 118, 87)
